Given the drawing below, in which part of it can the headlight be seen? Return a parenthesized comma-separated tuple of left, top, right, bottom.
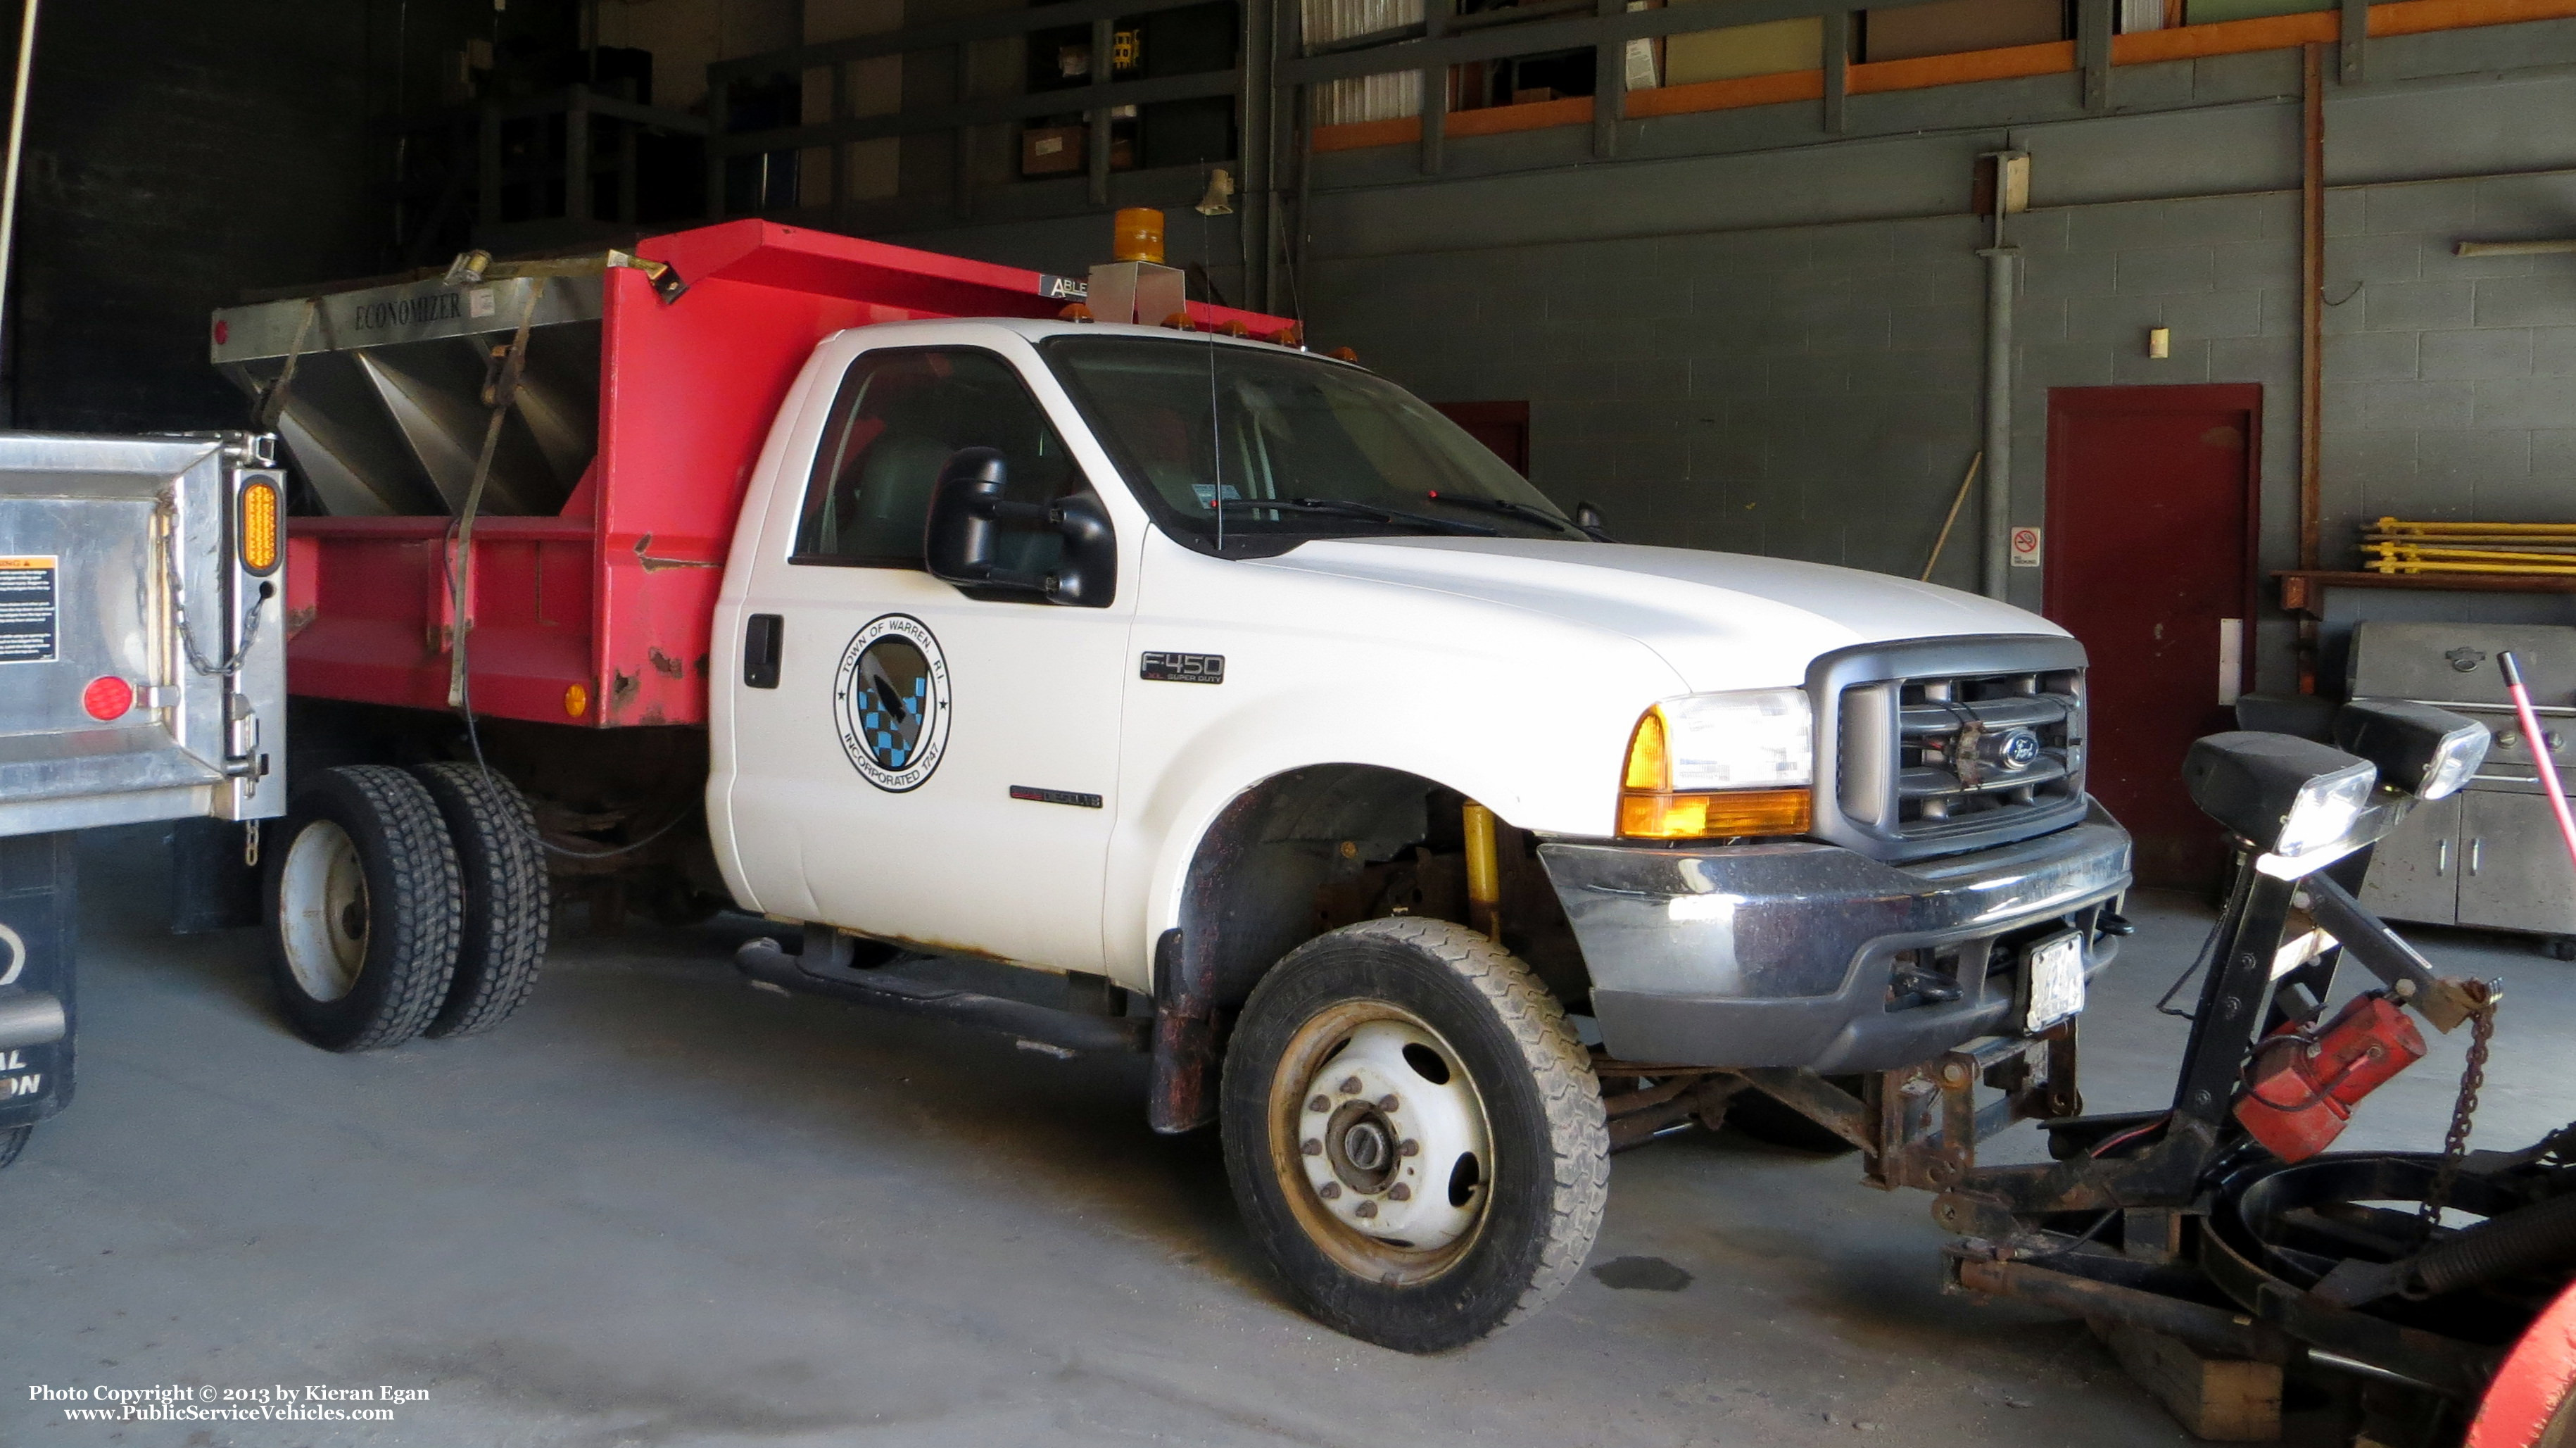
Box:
(2334, 698, 2489, 802)
(2275, 763, 2378, 857)
(1618, 688, 1813, 840)
(2183, 731, 2377, 864)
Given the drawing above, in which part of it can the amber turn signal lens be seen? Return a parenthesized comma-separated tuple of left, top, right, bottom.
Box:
(1617, 788, 1812, 841)
(1622, 707, 1669, 791)
(237, 477, 280, 575)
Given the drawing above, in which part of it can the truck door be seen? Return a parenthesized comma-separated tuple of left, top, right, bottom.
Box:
(726, 344, 1130, 971)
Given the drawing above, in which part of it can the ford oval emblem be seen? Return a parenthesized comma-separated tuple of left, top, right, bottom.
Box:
(1997, 728, 2041, 771)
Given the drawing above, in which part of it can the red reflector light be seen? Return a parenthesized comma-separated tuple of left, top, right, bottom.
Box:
(213, 319, 230, 345)
(83, 676, 134, 720)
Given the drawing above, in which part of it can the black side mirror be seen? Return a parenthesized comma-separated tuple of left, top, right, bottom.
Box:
(922, 447, 1117, 607)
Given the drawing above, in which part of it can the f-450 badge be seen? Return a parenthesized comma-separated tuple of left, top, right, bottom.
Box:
(1139, 651, 1223, 684)
(834, 614, 951, 791)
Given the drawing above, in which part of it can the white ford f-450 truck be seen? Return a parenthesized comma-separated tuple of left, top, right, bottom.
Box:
(220, 225, 2132, 1352)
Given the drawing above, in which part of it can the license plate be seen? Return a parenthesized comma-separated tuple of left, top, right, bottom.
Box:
(2023, 930, 2085, 1033)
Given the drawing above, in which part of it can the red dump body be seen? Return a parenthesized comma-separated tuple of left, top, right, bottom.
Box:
(282, 220, 1291, 729)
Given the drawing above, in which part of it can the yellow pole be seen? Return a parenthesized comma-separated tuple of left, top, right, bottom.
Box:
(2375, 517, 2576, 536)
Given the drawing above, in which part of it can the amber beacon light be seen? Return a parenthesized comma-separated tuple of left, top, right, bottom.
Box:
(1113, 207, 1166, 264)
(1617, 691, 1814, 840)
(236, 475, 281, 575)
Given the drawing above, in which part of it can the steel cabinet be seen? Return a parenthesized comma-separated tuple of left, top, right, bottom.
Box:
(2457, 792, 2576, 936)
(2359, 793, 2463, 926)
(2351, 622, 2576, 950)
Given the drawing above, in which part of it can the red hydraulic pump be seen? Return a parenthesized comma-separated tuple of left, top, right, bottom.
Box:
(2234, 992, 2427, 1162)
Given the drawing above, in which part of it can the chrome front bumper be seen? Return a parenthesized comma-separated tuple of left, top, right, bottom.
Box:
(1539, 812, 2134, 1072)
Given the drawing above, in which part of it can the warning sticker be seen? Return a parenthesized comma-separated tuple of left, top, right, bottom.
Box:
(0, 555, 58, 663)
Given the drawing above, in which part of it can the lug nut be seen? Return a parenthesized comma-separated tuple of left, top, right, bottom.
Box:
(1308, 1095, 1330, 1113)
(1355, 1201, 1377, 1219)
(1399, 1139, 1419, 1157)
(1389, 1184, 1411, 1201)
(1339, 1076, 1363, 1095)
(1377, 1095, 1399, 1112)
(1301, 1138, 1322, 1156)
(1319, 1181, 1341, 1200)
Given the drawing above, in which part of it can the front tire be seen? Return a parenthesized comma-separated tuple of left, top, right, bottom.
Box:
(1220, 919, 1608, 1353)
(265, 765, 461, 1052)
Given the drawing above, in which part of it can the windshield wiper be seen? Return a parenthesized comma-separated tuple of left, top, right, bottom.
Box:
(1420, 490, 1595, 539)
(1211, 496, 1500, 536)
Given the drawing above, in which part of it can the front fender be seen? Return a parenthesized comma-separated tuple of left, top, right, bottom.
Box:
(1101, 627, 1686, 988)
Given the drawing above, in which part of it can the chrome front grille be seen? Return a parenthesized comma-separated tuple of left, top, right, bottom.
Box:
(1891, 671, 2085, 837)
(1811, 636, 2092, 863)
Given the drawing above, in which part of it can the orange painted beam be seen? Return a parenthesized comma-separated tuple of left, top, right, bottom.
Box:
(2111, 10, 2333, 62)
(1850, 38, 2074, 92)
(1313, 114, 1422, 152)
(2375, 0, 2576, 34)
(1306, 0, 2576, 153)
(1628, 69, 1826, 115)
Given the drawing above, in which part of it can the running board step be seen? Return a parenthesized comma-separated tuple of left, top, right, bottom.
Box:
(733, 935, 1149, 1056)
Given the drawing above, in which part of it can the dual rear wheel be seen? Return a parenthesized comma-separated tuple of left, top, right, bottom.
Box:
(266, 763, 549, 1051)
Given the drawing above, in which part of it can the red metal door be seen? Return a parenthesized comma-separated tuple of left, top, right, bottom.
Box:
(2043, 384, 2260, 888)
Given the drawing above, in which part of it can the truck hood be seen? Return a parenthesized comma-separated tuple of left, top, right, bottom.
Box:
(1250, 536, 2068, 691)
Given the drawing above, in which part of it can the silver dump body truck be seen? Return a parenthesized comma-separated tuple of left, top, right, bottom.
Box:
(0, 429, 287, 1161)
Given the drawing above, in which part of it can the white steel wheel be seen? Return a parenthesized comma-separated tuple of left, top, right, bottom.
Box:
(262, 765, 462, 1052)
(1220, 918, 1608, 1354)
(278, 819, 369, 1002)
(1275, 1005, 1495, 1280)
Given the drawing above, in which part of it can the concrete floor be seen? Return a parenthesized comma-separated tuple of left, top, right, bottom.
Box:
(5, 827, 2573, 1448)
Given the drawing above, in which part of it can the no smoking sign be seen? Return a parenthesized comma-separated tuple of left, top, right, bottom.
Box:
(2009, 526, 2043, 568)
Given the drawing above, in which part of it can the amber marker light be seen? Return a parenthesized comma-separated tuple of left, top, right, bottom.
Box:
(237, 477, 281, 575)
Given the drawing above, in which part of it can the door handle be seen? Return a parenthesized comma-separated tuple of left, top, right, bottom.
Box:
(2437, 838, 2449, 875)
(2468, 838, 2482, 876)
(744, 613, 783, 689)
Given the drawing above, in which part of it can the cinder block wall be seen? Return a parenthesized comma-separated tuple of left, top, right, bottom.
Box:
(1311, 215, 1998, 586)
(2319, 175, 2576, 534)
(6, 0, 443, 433)
(1296, 26, 2576, 692)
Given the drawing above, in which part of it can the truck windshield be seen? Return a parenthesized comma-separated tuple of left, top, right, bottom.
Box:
(1041, 334, 1583, 553)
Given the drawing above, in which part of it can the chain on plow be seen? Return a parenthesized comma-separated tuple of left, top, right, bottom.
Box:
(2418, 978, 2499, 1242)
